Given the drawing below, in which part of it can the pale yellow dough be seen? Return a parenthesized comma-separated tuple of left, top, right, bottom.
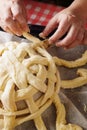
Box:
(0, 33, 84, 130)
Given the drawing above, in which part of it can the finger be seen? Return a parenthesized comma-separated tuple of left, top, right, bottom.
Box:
(48, 17, 71, 44)
(0, 24, 12, 34)
(4, 19, 23, 36)
(39, 15, 58, 38)
(55, 23, 80, 47)
(77, 27, 85, 42)
(66, 29, 85, 49)
(21, 1, 27, 20)
(22, 10, 30, 33)
(66, 39, 81, 49)
(13, 13, 29, 32)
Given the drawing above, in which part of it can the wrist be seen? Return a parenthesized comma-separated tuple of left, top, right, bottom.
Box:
(67, 6, 87, 24)
(68, 1, 87, 23)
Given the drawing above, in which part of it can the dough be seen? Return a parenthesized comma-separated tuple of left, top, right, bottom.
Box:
(0, 33, 83, 130)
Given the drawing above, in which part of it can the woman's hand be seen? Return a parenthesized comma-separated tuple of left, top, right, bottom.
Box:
(0, 0, 29, 36)
(40, 7, 86, 49)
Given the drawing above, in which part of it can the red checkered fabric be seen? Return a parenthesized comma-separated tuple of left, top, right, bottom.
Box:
(24, 0, 64, 26)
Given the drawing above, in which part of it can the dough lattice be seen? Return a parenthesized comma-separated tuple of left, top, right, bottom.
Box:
(0, 33, 83, 130)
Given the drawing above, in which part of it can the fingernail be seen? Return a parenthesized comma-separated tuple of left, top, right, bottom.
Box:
(39, 32, 46, 39)
(64, 47, 68, 50)
(15, 29, 23, 36)
(39, 32, 43, 37)
(48, 38, 54, 44)
(22, 24, 29, 32)
(48, 40, 53, 44)
(26, 26, 30, 32)
(17, 31, 23, 36)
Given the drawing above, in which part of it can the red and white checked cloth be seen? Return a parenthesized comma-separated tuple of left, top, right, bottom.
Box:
(24, 0, 64, 26)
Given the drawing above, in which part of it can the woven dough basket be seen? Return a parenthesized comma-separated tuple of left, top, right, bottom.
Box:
(0, 40, 61, 130)
(0, 34, 82, 130)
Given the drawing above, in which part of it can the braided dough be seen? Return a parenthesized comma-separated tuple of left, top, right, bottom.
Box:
(0, 33, 85, 130)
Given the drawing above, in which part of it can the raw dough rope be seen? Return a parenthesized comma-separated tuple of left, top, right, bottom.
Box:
(62, 68, 87, 89)
(53, 48, 87, 89)
(54, 50, 87, 68)
(0, 33, 84, 130)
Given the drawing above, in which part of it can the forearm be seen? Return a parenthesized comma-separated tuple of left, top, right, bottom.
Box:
(68, 0, 87, 21)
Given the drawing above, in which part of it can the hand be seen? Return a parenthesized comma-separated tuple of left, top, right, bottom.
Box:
(0, 0, 29, 36)
(39, 8, 86, 48)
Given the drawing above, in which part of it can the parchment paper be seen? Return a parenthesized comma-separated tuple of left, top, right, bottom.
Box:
(0, 31, 87, 130)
